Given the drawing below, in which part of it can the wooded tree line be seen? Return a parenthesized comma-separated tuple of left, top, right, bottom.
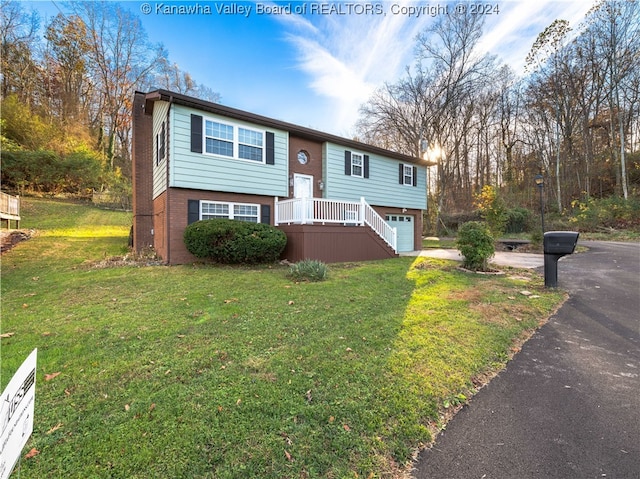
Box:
(357, 0, 639, 228)
(1, 0, 218, 194)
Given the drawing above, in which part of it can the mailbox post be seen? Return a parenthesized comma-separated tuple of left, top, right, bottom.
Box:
(543, 231, 579, 287)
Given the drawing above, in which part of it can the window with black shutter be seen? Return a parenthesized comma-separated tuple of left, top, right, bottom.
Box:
(187, 200, 200, 224)
(345, 151, 370, 178)
(260, 204, 271, 224)
(399, 163, 417, 186)
(159, 121, 166, 160)
(190, 115, 203, 153)
(265, 132, 274, 165)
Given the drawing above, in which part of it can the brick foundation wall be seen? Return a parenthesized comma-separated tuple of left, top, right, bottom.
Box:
(162, 188, 277, 265)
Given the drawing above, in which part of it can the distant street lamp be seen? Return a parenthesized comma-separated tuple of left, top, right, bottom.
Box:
(534, 173, 545, 232)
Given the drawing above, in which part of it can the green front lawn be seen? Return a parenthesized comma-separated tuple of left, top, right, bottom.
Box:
(1, 198, 564, 478)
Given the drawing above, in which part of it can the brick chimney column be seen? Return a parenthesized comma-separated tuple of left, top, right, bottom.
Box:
(132, 92, 154, 252)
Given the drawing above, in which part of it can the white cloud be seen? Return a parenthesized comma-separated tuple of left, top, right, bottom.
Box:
(280, 1, 596, 134)
(288, 35, 374, 100)
(280, 4, 430, 134)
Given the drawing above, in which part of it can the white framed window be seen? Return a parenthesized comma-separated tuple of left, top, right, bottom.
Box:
(205, 120, 234, 157)
(201, 202, 229, 219)
(345, 151, 369, 178)
(403, 165, 414, 186)
(201, 201, 260, 223)
(204, 118, 264, 162)
(351, 153, 364, 177)
(238, 127, 263, 161)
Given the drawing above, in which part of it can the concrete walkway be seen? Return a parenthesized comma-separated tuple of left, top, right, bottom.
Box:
(401, 248, 544, 269)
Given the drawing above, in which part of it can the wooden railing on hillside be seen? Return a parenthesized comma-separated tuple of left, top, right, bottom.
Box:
(0, 192, 21, 228)
(275, 196, 397, 252)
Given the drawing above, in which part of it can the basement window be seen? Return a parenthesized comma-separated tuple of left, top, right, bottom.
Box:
(201, 201, 259, 223)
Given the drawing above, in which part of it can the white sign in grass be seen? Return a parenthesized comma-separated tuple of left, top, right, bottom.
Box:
(0, 348, 37, 479)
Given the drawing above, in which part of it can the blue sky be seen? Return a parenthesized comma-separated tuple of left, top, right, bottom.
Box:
(32, 1, 594, 136)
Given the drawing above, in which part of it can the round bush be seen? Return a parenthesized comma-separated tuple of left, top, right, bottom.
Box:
(183, 219, 287, 264)
(456, 221, 495, 271)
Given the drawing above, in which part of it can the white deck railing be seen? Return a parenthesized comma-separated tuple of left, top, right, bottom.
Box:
(275, 196, 397, 252)
(0, 192, 20, 221)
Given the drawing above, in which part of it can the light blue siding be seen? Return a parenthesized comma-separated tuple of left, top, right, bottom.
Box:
(323, 143, 427, 210)
(169, 105, 288, 196)
(152, 101, 170, 199)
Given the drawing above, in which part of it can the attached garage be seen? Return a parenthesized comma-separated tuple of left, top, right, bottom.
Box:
(385, 214, 415, 252)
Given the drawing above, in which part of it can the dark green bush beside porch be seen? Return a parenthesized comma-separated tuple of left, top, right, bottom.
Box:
(184, 219, 287, 264)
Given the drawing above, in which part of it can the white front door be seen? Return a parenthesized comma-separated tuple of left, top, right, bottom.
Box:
(293, 174, 314, 223)
(293, 174, 313, 199)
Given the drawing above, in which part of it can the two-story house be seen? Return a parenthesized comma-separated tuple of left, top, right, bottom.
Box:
(132, 90, 429, 264)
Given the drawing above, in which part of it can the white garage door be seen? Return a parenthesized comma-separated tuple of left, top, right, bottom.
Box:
(385, 214, 415, 252)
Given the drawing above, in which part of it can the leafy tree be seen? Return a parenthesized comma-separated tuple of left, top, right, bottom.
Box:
(71, 1, 164, 169)
(44, 13, 91, 122)
(474, 185, 508, 238)
(584, 0, 640, 200)
(0, 119, 21, 151)
(0, 0, 41, 102)
(0, 95, 56, 150)
(150, 58, 222, 103)
(526, 19, 574, 212)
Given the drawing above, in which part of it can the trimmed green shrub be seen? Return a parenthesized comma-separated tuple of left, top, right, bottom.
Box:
(288, 259, 328, 282)
(183, 219, 287, 264)
(456, 221, 495, 271)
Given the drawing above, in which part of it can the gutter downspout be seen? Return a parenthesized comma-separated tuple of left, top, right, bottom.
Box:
(166, 99, 172, 264)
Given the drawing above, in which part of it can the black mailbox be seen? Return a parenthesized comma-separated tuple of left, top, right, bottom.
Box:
(543, 231, 579, 287)
(544, 231, 579, 255)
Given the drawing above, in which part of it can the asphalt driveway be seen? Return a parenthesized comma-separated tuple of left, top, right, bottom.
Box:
(412, 241, 640, 479)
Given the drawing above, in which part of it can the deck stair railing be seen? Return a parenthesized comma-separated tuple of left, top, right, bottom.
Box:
(275, 196, 397, 252)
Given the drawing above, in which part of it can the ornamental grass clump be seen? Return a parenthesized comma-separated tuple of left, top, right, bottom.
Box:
(288, 258, 328, 282)
(456, 221, 495, 271)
